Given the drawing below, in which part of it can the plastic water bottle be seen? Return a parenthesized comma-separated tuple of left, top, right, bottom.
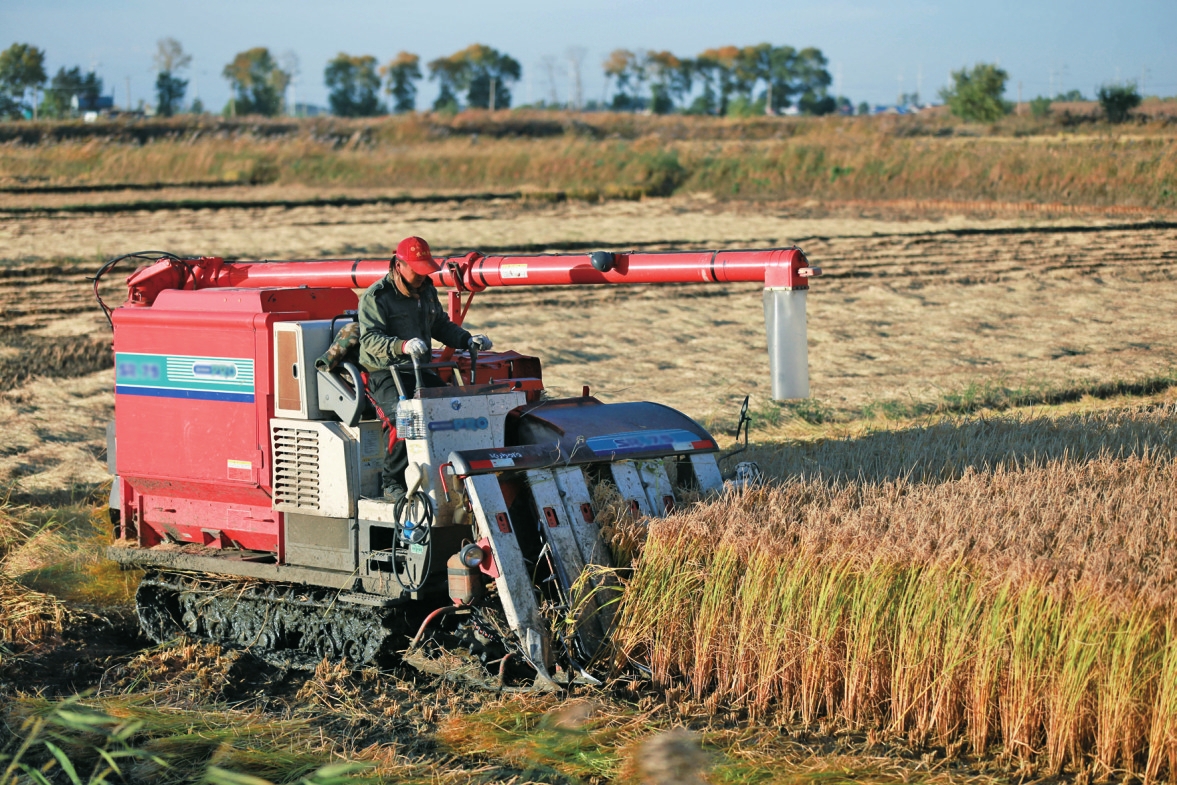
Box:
(396, 399, 415, 440)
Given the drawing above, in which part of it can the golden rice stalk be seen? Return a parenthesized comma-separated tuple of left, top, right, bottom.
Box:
(1145, 617, 1177, 784)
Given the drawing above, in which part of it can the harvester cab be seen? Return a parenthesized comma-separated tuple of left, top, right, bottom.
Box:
(97, 247, 818, 688)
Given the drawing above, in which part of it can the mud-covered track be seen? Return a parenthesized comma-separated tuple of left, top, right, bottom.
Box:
(137, 571, 410, 670)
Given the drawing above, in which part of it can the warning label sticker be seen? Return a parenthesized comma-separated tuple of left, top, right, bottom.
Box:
(500, 264, 528, 280)
(227, 459, 252, 480)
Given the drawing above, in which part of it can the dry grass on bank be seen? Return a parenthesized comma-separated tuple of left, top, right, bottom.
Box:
(2, 112, 1175, 208)
(613, 405, 1177, 779)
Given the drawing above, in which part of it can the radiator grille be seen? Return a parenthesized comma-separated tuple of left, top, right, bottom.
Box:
(272, 426, 320, 509)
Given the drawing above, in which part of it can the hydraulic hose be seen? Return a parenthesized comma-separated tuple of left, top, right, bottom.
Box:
(392, 489, 434, 593)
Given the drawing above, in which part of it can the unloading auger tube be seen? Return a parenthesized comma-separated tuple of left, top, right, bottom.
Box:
(100, 246, 820, 691)
(114, 247, 820, 399)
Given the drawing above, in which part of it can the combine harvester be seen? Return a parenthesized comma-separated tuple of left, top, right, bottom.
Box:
(97, 247, 819, 689)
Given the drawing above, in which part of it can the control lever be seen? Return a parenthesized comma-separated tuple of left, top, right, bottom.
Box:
(468, 344, 478, 386)
(412, 355, 423, 398)
(389, 364, 408, 400)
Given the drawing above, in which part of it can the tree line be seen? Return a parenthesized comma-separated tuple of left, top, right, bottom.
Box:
(0, 39, 841, 120)
(0, 38, 1148, 124)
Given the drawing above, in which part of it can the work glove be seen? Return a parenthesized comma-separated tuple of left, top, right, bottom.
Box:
(468, 334, 493, 351)
(401, 338, 429, 360)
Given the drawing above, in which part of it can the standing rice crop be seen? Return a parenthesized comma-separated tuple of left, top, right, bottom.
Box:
(613, 407, 1177, 778)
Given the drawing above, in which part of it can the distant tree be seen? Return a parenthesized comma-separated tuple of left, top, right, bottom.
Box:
(462, 45, 520, 109)
(40, 66, 102, 118)
(154, 37, 191, 73)
(940, 63, 1011, 122)
(793, 47, 835, 115)
(155, 72, 187, 117)
(732, 43, 767, 105)
(381, 51, 421, 113)
(694, 46, 740, 115)
(1054, 89, 1085, 102)
(856, 101, 870, 116)
(223, 47, 289, 116)
(1097, 82, 1141, 123)
(1029, 95, 1052, 118)
(153, 37, 191, 117)
(428, 55, 463, 112)
(603, 49, 639, 111)
(0, 43, 47, 119)
(645, 50, 690, 113)
(190, 97, 205, 114)
(566, 46, 586, 110)
(428, 44, 520, 111)
(325, 53, 384, 117)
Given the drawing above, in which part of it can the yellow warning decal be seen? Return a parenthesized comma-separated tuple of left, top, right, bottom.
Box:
(500, 263, 528, 280)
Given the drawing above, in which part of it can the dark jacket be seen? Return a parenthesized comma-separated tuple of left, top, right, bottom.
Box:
(358, 273, 471, 370)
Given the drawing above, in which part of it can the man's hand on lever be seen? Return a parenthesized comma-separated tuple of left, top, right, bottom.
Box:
(402, 338, 429, 361)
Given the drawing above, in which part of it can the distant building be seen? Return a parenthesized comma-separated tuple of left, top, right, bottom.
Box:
(71, 94, 115, 112)
(293, 102, 326, 117)
(871, 104, 923, 115)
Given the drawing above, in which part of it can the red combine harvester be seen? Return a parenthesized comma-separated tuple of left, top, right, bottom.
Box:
(97, 247, 818, 689)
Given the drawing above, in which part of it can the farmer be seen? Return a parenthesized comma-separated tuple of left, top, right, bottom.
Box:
(359, 236, 493, 501)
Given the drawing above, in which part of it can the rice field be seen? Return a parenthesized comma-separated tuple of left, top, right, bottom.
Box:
(2, 152, 1177, 781)
(616, 405, 1177, 780)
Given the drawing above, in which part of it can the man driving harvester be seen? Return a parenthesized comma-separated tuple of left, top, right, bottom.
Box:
(359, 236, 493, 501)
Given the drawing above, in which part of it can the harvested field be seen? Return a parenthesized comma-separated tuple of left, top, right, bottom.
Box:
(1, 196, 1176, 502)
(2, 181, 1177, 782)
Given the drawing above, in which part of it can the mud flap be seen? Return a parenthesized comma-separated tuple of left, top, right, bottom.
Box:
(525, 469, 607, 659)
(463, 473, 560, 692)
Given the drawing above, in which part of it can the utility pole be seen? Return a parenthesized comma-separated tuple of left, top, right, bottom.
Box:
(1018, 80, 1023, 113)
(126, 76, 131, 111)
(489, 77, 496, 111)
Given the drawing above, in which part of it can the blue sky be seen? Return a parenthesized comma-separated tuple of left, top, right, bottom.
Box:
(3, 0, 1174, 112)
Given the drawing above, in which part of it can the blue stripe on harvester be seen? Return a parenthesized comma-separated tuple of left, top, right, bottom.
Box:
(116, 385, 255, 403)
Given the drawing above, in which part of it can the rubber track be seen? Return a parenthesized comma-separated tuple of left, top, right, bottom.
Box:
(136, 570, 409, 669)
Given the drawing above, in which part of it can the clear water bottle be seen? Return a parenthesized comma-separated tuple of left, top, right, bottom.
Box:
(396, 399, 417, 440)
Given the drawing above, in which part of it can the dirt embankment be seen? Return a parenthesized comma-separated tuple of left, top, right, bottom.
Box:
(2, 110, 1176, 208)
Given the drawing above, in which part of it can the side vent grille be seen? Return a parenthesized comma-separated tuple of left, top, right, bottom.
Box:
(272, 426, 320, 509)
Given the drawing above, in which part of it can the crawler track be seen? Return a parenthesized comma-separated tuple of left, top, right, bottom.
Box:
(136, 570, 411, 669)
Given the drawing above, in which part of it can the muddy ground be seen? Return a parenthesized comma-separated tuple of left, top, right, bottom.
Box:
(1, 192, 1175, 504)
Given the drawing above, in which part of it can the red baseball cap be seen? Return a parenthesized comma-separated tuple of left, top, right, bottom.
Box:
(395, 236, 440, 275)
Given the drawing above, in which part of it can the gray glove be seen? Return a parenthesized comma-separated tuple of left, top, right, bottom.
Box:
(401, 338, 429, 360)
(468, 334, 493, 351)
